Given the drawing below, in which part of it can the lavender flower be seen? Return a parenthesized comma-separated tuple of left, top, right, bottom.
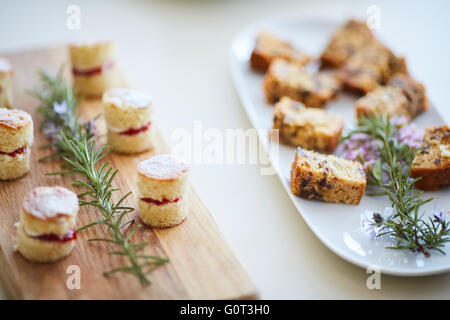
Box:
(361, 207, 393, 239)
(53, 100, 67, 114)
(433, 207, 448, 223)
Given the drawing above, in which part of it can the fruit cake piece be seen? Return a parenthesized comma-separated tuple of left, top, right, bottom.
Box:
(69, 40, 119, 97)
(0, 57, 13, 109)
(273, 97, 344, 153)
(103, 88, 154, 154)
(0, 108, 33, 180)
(411, 125, 450, 190)
(355, 74, 428, 121)
(250, 31, 311, 72)
(17, 186, 79, 262)
(320, 19, 374, 68)
(291, 147, 366, 205)
(264, 59, 340, 107)
(137, 154, 190, 228)
(338, 42, 407, 93)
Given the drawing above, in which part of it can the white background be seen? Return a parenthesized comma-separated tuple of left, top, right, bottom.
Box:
(1, 0, 449, 299)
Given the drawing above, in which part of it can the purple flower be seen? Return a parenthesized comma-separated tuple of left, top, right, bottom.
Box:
(361, 207, 393, 239)
(53, 100, 67, 114)
(433, 207, 448, 223)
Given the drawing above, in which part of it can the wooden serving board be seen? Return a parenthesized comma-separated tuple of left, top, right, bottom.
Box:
(0, 46, 257, 300)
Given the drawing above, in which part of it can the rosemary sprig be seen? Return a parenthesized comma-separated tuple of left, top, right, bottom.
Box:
(343, 114, 450, 257)
(30, 70, 167, 284)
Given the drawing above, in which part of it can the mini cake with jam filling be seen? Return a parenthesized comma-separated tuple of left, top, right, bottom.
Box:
(103, 88, 153, 154)
(69, 40, 118, 97)
(0, 108, 33, 180)
(250, 31, 311, 72)
(273, 97, 344, 153)
(137, 154, 190, 228)
(0, 57, 13, 109)
(264, 59, 340, 107)
(16, 186, 79, 262)
(291, 147, 366, 205)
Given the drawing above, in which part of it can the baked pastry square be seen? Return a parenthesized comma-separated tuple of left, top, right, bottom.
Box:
(411, 125, 450, 190)
(291, 148, 366, 205)
(273, 97, 344, 153)
(355, 74, 428, 121)
(250, 31, 311, 72)
(320, 19, 374, 68)
(264, 59, 340, 108)
(338, 42, 407, 93)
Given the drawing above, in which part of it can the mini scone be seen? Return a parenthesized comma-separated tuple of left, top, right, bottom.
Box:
(264, 59, 340, 107)
(0, 108, 33, 180)
(355, 74, 428, 121)
(0, 57, 13, 109)
(137, 154, 190, 228)
(291, 148, 366, 205)
(69, 40, 118, 97)
(273, 97, 344, 153)
(17, 186, 79, 263)
(250, 31, 311, 72)
(411, 125, 450, 190)
(103, 88, 154, 154)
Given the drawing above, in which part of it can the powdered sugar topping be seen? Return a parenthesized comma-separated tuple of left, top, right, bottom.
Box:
(137, 154, 189, 180)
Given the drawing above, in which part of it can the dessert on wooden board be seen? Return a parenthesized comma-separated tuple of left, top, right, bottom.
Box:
(264, 58, 340, 107)
(103, 88, 154, 154)
(0, 57, 13, 109)
(273, 97, 344, 153)
(355, 74, 428, 121)
(69, 40, 118, 97)
(0, 108, 33, 180)
(137, 154, 190, 228)
(16, 186, 79, 263)
(290, 148, 366, 205)
(250, 31, 311, 72)
(411, 125, 450, 190)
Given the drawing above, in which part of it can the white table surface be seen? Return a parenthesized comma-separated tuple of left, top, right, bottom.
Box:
(1, 0, 449, 299)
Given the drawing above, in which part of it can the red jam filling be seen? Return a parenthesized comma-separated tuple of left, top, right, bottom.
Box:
(32, 229, 77, 243)
(72, 61, 114, 76)
(141, 197, 180, 206)
(120, 122, 151, 136)
(0, 146, 26, 158)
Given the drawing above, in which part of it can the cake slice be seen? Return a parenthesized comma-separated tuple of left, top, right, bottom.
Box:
(411, 125, 450, 190)
(338, 42, 407, 93)
(273, 97, 344, 153)
(0, 58, 13, 109)
(264, 59, 340, 107)
(250, 31, 311, 72)
(355, 74, 428, 121)
(291, 148, 366, 205)
(320, 19, 374, 68)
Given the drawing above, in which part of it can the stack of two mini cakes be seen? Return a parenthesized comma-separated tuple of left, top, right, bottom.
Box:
(0, 108, 33, 180)
(17, 186, 79, 262)
(0, 57, 13, 109)
(103, 88, 154, 154)
(137, 154, 190, 228)
(69, 40, 118, 97)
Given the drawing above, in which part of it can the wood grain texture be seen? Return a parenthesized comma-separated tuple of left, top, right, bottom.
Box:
(0, 46, 257, 300)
